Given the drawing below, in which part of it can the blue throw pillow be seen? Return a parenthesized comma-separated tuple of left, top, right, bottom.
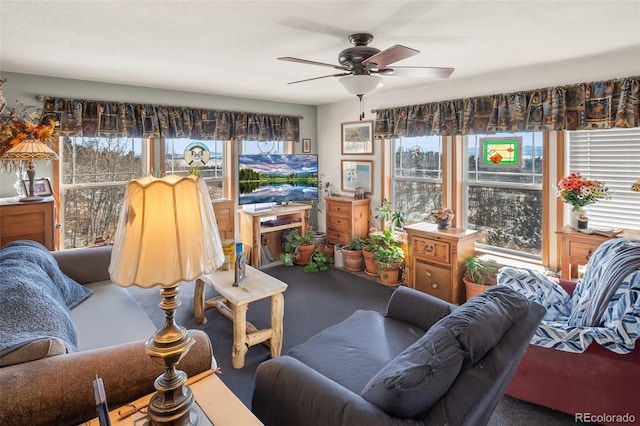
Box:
(361, 324, 464, 418)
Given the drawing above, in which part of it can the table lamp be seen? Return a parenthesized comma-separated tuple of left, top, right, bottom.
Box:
(1, 139, 58, 202)
(109, 174, 224, 425)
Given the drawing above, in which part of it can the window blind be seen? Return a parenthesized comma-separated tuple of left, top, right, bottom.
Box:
(568, 128, 640, 230)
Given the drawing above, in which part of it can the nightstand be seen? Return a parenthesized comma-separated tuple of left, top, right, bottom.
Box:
(0, 197, 55, 249)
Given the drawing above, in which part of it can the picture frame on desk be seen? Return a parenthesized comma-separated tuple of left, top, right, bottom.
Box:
(22, 177, 53, 197)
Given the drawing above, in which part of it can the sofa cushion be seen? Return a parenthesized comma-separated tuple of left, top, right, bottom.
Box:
(286, 310, 424, 394)
(440, 286, 529, 363)
(361, 323, 464, 418)
(0, 240, 93, 364)
(72, 280, 157, 351)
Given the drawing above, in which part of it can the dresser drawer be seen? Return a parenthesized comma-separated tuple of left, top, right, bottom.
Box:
(412, 237, 450, 264)
(414, 260, 452, 302)
(568, 241, 598, 264)
(327, 229, 350, 245)
(327, 215, 351, 230)
(327, 201, 352, 217)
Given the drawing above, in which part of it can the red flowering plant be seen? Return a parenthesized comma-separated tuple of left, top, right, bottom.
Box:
(430, 207, 455, 221)
(555, 173, 612, 211)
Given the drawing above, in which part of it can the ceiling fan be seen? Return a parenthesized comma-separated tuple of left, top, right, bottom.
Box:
(278, 33, 455, 97)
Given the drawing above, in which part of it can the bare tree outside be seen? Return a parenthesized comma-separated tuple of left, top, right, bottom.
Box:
(61, 136, 144, 248)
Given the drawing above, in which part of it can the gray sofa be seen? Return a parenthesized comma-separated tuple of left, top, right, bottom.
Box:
(253, 285, 545, 426)
(0, 244, 215, 426)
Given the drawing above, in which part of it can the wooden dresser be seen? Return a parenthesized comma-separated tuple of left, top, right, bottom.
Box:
(325, 196, 370, 246)
(404, 222, 476, 305)
(212, 198, 234, 240)
(0, 198, 55, 250)
(556, 226, 640, 280)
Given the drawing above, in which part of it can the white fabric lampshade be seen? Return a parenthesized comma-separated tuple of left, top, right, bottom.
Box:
(109, 175, 225, 288)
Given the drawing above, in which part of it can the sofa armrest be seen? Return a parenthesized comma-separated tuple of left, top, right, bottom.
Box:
(252, 356, 421, 426)
(385, 286, 456, 331)
(52, 246, 113, 284)
(0, 329, 214, 426)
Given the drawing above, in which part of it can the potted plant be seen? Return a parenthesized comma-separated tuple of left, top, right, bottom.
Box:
(341, 236, 366, 272)
(374, 199, 405, 230)
(430, 207, 455, 229)
(283, 228, 316, 266)
(304, 245, 334, 272)
(373, 234, 405, 286)
(462, 256, 498, 299)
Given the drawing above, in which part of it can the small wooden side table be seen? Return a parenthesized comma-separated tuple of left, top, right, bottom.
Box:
(194, 266, 288, 368)
(84, 371, 263, 425)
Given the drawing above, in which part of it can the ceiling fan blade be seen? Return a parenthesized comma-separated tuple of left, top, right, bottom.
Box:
(287, 72, 352, 84)
(278, 57, 348, 71)
(379, 66, 455, 78)
(362, 45, 419, 68)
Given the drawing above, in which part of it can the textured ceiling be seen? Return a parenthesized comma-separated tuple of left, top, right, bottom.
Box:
(1, 0, 639, 105)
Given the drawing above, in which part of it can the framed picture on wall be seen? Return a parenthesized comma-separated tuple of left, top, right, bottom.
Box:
(302, 138, 311, 153)
(341, 121, 374, 155)
(341, 160, 373, 193)
(22, 177, 53, 197)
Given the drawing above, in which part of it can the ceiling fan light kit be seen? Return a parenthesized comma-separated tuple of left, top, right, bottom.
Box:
(339, 74, 383, 96)
(279, 32, 454, 117)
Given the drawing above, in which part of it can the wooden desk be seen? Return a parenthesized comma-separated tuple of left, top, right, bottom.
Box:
(238, 204, 311, 268)
(194, 266, 288, 368)
(84, 371, 262, 425)
(556, 226, 640, 280)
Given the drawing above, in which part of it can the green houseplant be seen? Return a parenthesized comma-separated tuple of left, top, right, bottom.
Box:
(374, 199, 406, 230)
(304, 245, 334, 272)
(283, 229, 316, 266)
(372, 229, 405, 286)
(463, 256, 498, 299)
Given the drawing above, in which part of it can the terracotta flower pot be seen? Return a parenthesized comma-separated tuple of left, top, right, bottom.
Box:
(362, 248, 379, 277)
(341, 248, 364, 272)
(294, 243, 315, 266)
(463, 276, 496, 300)
(378, 261, 403, 286)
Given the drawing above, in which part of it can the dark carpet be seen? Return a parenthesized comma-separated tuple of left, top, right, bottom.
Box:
(128, 265, 578, 425)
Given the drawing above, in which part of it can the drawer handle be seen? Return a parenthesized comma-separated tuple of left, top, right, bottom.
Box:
(424, 270, 432, 277)
(424, 245, 434, 253)
(586, 249, 593, 260)
(431, 283, 438, 289)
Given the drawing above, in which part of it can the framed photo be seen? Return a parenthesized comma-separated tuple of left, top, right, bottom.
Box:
(341, 121, 374, 155)
(23, 177, 53, 197)
(302, 138, 311, 153)
(341, 160, 373, 193)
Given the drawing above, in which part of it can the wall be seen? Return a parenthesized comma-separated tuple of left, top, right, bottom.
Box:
(316, 45, 640, 237)
(0, 72, 318, 196)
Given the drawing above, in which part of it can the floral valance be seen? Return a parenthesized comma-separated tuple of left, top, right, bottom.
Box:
(41, 97, 300, 142)
(373, 75, 640, 137)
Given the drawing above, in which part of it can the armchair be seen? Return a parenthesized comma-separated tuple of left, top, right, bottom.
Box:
(252, 285, 545, 426)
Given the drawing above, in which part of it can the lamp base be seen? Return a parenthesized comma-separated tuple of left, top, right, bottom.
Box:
(146, 285, 198, 426)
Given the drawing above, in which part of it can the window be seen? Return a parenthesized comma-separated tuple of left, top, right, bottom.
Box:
(60, 136, 147, 248)
(567, 128, 640, 230)
(391, 136, 443, 225)
(165, 138, 225, 199)
(464, 132, 543, 258)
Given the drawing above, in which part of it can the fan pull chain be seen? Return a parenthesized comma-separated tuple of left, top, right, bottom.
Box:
(358, 94, 365, 121)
